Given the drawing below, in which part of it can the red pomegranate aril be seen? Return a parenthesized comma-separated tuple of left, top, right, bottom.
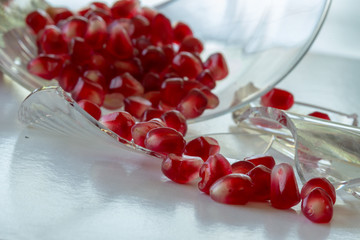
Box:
(200, 88, 219, 109)
(60, 16, 89, 43)
(111, 0, 139, 19)
(196, 69, 216, 89)
(38, 25, 68, 55)
(100, 111, 136, 141)
(185, 136, 220, 161)
(141, 46, 168, 72)
(140, 6, 157, 22)
(131, 15, 150, 38)
(162, 44, 175, 64)
(308, 111, 331, 121)
(143, 91, 161, 107)
(301, 187, 333, 223)
(204, 53, 228, 81)
(161, 110, 187, 136)
(46, 7, 74, 24)
(261, 88, 294, 110)
(160, 78, 186, 107)
(177, 89, 208, 119)
(244, 155, 276, 170)
(69, 37, 94, 66)
(90, 2, 111, 13)
(158, 101, 175, 112)
(71, 77, 105, 106)
(301, 177, 336, 204)
(132, 36, 152, 54)
(83, 69, 106, 87)
(113, 58, 143, 78)
(77, 99, 102, 120)
(108, 73, 144, 97)
(173, 22, 193, 43)
(162, 154, 203, 184)
(247, 165, 272, 201)
(124, 96, 152, 119)
(142, 72, 162, 92)
(87, 52, 108, 73)
(27, 54, 63, 80)
(56, 63, 80, 92)
(85, 8, 113, 25)
(77, 7, 91, 17)
(106, 23, 134, 59)
(183, 80, 205, 93)
(198, 153, 232, 194)
(210, 173, 254, 205)
(131, 121, 162, 147)
(141, 108, 164, 121)
(84, 15, 107, 49)
(271, 163, 300, 209)
(179, 36, 204, 54)
(231, 160, 256, 174)
(144, 127, 186, 156)
(148, 118, 166, 127)
(150, 13, 174, 45)
(26, 10, 54, 34)
(172, 52, 203, 79)
(103, 92, 125, 110)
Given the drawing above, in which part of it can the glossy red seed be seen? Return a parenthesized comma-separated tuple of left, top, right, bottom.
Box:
(131, 121, 162, 147)
(162, 44, 175, 64)
(158, 101, 175, 112)
(204, 53, 228, 80)
(140, 6, 157, 22)
(60, 16, 89, 43)
(46, 7, 73, 24)
(77, 7, 91, 17)
(162, 154, 203, 184)
(247, 165, 271, 201)
(141, 46, 168, 72)
(196, 69, 216, 89)
(85, 9, 113, 25)
(141, 108, 164, 122)
(200, 88, 219, 109)
(108, 73, 144, 97)
(150, 13, 174, 45)
(184, 136, 220, 161)
(27, 54, 63, 80)
(87, 52, 108, 73)
(113, 58, 143, 78)
(100, 111, 136, 141)
(56, 64, 80, 92)
(260, 88, 294, 110)
(131, 15, 150, 38)
(210, 173, 254, 205)
(172, 52, 203, 79)
(69, 37, 94, 65)
(77, 99, 102, 120)
(270, 163, 300, 209)
(142, 72, 162, 92)
(231, 160, 256, 174)
(161, 110, 187, 136)
(124, 96, 152, 119)
(177, 89, 208, 119)
(183, 80, 205, 93)
(144, 127, 186, 156)
(83, 70, 106, 88)
(38, 25, 68, 55)
(143, 91, 161, 107)
(71, 77, 105, 106)
(106, 23, 134, 59)
(103, 92, 125, 110)
(160, 78, 186, 107)
(111, 0, 139, 19)
(179, 36, 204, 54)
(132, 36, 152, 53)
(244, 155, 276, 169)
(301, 178, 336, 204)
(301, 187, 333, 223)
(26, 10, 54, 34)
(173, 22, 193, 43)
(308, 111, 331, 121)
(84, 15, 107, 49)
(90, 2, 111, 13)
(198, 153, 232, 194)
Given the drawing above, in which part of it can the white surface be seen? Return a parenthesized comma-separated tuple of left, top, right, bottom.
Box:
(1, 1, 360, 240)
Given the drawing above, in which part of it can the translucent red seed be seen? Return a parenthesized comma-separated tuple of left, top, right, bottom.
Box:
(184, 136, 220, 161)
(203, 53, 228, 80)
(27, 54, 63, 80)
(177, 89, 208, 119)
(77, 99, 102, 120)
(261, 88, 294, 110)
(301, 187, 333, 223)
(172, 52, 203, 79)
(100, 111, 136, 141)
(124, 96, 152, 119)
(173, 22, 193, 43)
(244, 155, 276, 169)
(247, 165, 271, 201)
(308, 111, 331, 121)
(231, 160, 256, 174)
(301, 177, 336, 204)
(131, 121, 162, 147)
(161, 110, 188, 136)
(26, 10, 54, 34)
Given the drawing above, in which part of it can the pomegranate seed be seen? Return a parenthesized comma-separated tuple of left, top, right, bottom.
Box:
(150, 13, 174, 45)
(132, 36, 152, 53)
(161, 110, 187, 136)
(108, 73, 144, 97)
(124, 96, 152, 119)
(106, 23, 134, 59)
(183, 80, 205, 93)
(131, 15, 150, 38)
(158, 101, 175, 112)
(210, 173, 254, 205)
(37, 25, 68, 55)
(231, 160, 256, 174)
(143, 91, 161, 107)
(196, 70, 216, 89)
(172, 52, 203, 79)
(77, 99, 102, 120)
(308, 111, 331, 121)
(244, 155, 276, 169)
(301, 187, 333, 223)
(111, 0, 139, 19)
(160, 78, 186, 107)
(200, 88, 219, 109)
(140, 6, 157, 22)
(71, 77, 105, 106)
(142, 72, 162, 92)
(198, 153, 232, 194)
(69, 37, 94, 65)
(148, 118, 166, 127)
(26, 10, 54, 34)
(161, 154, 203, 184)
(60, 16, 89, 42)
(90, 2, 111, 13)
(141, 46, 168, 72)
(56, 63, 80, 92)
(177, 89, 208, 119)
(184, 136, 220, 161)
(247, 165, 272, 201)
(103, 92, 125, 110)
(100, 111, 136, 141)
(173, 22, 193, 43)
(270, 163, 300, 209)
(301, 178, 336, 204)
(87, 52, 108, 73)
(144, 127, 186, 156)
(85, 8, 113, 25)
(83, 69, 106, 88)
(162, 44, 175, 64)
(260, 88, 294, 110)
(141, 108, 164, 121)
(179, 36, 204, 54)
(113, 58, 142, 78)
(46, 7, 73, 24)
(77, 7, 91, 16)
(84, 15, 107, 49)
(27, 54, 63, 80)
(204, 53, 228, 81)
(131, 121, 162, 147)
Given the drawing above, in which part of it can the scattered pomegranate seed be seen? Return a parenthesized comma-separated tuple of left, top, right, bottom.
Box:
(210, 173, 254, 205)
(90, 2, 111, 13)
(161, 154, 203, 184)
(140, 6, 157, 22)
(144, 127, 186, 156)
(124, 96, 152, 119)
(203, 53, 228, 80)
(261, 88, 294, 110)
(244, 155, 276, 169)
(106, 22, 134, 59)
(247, 165, 271, 201)
(270, 163, 300, 209)
(100, 111, 136, 141)
(141, 108, 164, 121)
(131, 121, 162, 147)
(113, 58, 143, 78)
(26, 10, 54, 34)
(231, 160, 256, 174)
(198, 153, 232, 194)
(308, 111, 331, 121)
(184, 136, 220, 161)
(172, 52, 203, 79)
(196, 69, 216, 89)
(46, 7, 74, 24)
(161, 110, 187, 136)
(179, 36, 204, 54)
(84, 15, 107, 49)
(103, 92, 125, 110)
(177, 89, 208, 119)
(301, 187, 333, 223)
(83, 69, 106, 88)
(140, 46, 168, 72)
(150, 13, 174, 45)
(77, 99, 102, 120)
(301, 177, 336, 204)
(108, 73, 144, 97)
(56, 63, 80, 92)
(111, 0, 139, 19)
(71, 77, 105, 106)
(37, 25, 68, 55)
(60, 16, 89, 43)
(69, 37, 94, 65)
(173, 22, 193, 43)
(143, 91, 161, 107)
(131, 15, 150, 38)
(160, 78, 186, 107)
(27, 54, 63, 80)
(200, 87, 220, 109)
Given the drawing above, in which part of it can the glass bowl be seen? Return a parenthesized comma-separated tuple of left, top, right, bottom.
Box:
(0, 0, 331, 122)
